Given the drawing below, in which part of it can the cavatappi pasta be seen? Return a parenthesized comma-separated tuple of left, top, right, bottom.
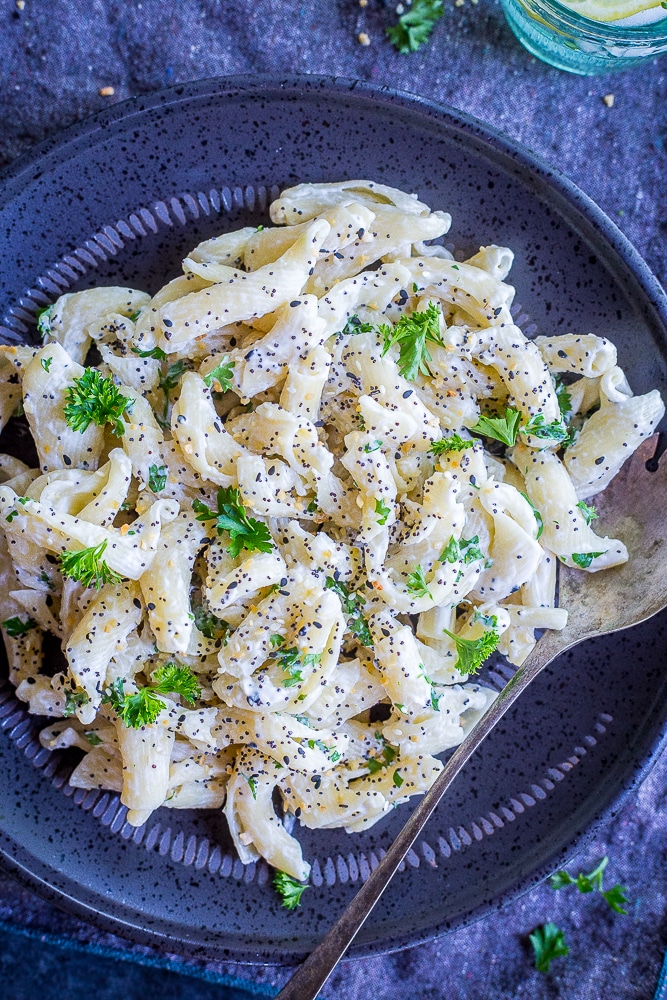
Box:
(0, 180, 663, 884)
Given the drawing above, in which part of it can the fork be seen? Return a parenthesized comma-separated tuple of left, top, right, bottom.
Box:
(277, 434, 667, 1000)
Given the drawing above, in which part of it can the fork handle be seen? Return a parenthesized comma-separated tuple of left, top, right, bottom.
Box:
(276, 635, 563, 1000)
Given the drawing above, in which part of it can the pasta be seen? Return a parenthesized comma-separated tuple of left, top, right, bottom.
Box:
(0, 180, 663, 887)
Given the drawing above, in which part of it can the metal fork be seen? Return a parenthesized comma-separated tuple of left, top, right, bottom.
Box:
(277, 434, 667, 1000)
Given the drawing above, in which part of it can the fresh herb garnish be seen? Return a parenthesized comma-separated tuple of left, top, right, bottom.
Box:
(151, 662, 201, 705)
(379, 302, 443, 382)
(306, 499, 319, 514)
(520, 492, 544, 539)
(148, 463, 167, 493)
(529, 922, 569, 974)
(245, 775, 258, 800)
(442, 628, 500, 675)
(273, 870, 309, 910)
(269, 644, 321, 688)
(85, 731, 103, 746)
(63, 369, 133, 437)
(553, 374, 573, 419)
(128, 309, 142, 323)
(2, 615, 37, 637)
(429, 433, 473, 456)
(340, 314, 375, 337)
(386, 0, 444, 53)
(392, 769, 404, 788)
(523, 412, 572, 446)
(363, 439, 383, 453)
(41, 356, 53, 373)
(102, 678, 165, 728)
(439, 537, 460, 564)
(36, 304, 53, 339)
(60, 540, 122, 589)
(325, 576, 373, 647)
(375, 498, 391, 526)
(63, 688, 90, 717)
(550, 856, 628, 914)
(192, 487, 274, 558)
(367, 741, 398, 774)
(576, 500, 598, 525)
(570, 550, 605, 569)
(156, 359, 188, 425)
(473, 610, 498, 628)
(203, 356, 235, 393)
(439, 535, 484, 565)
(193, 604, 229, 639)
(471, 407, 521, 447)
(406, 564, 432, 600)
(131, 345, 167, 360)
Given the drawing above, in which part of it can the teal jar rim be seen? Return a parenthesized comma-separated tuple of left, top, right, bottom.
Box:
(515, 0, 667, 39)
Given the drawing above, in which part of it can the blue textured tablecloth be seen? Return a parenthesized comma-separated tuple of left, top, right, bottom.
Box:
(0, 2, 666, 998)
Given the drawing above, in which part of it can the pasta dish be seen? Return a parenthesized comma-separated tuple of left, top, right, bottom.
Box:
(0, 180, 662, 894)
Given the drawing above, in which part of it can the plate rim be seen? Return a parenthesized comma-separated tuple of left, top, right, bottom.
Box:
(0, 72, 666, 964)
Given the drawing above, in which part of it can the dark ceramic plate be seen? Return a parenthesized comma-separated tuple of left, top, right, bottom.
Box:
(0, 76, 666, 965)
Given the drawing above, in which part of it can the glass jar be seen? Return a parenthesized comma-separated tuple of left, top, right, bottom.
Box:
(500, 0, 667, 73)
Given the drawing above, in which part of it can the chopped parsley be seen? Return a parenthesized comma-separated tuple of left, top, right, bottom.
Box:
(529, 922, 569, 974)
(269, 643, 321, 688)
(193, 487, 274, 558)
(429, 433, 473, 456)
(325, 576, 373, 647)
(366, 741, 398, 775)
(520, 492, 544, 539)
(41, 356, 53, 373)
(379, 302, 443, 381)
(193, 604, 229, 639)
(386, 0, 444, 53)
(553, 374, 573, 419)
(151, 662, 201, 705)
(273, 870, 309, 910)
(550, 856, 628, 914)
(439, 535, 484, 565)
(128, 309, 143, 323)
(63, 369, 133, 437)
(203, 356, 235, 393)
(470, 407, 521, 447)
(85, 731, 103, 747)
(339, 314, 375, 337)
(392, 769, 404, 788)
(148, 463, 167, 493)
(2, 615, 37, 637)
(245, 775, 258, 800)
(63, 688, 90, 717)
(60, 540, 122, 589)
(375, 498, 391, 526)
(131, 345, 167, 360)
(576, 500, 598, 525)
(363, 439, 383, 453)
(523, 412, 572, 446)
(102, 678, 165, 728)
(36, 304, 53, 339)
(570, 550, 605, 569)
(443, 628, 500, 675)
(406, 564, 432, 600)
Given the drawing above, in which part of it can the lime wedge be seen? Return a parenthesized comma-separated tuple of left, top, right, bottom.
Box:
(558, 0, 666, 22)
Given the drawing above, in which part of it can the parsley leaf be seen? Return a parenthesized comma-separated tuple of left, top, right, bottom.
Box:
(193, 487, 274, 558)
(379, 302, 443, 381)
(529, 922, 569, 973)
(41, 356, 53, 373)
(470, 407, 521, 447)
(386, 0, 444, 53)
(523, 412, 572, 446)
(269, 644, 321, 688)
(363, 439, 383, 453)
(406, 564, 432, 600)
(439, 537, 460, 564)
(570, 550, 605, 569)
(151, 662, 201, 705)
(602, 884, 629, 915)
(550, 856, 628, 914)
(193, 604, 229, 639)
(60, 540, 122, 589)
(339, 314, 375, 337)
(393, 769, 404, 788)
(63, 369, 133, 437)
(245, 774, 258, 800)
(520, 491, 544, 539)
(443, 628, 500, 675)
(576, 500, 598, 525)
(85, 731, 103, 747)
(553, 374, 573, 419)
(2, 615, 37, 637)
(36, 304, 54, 339)
(102, 680, 165, 728)
(439, 535, 484, 565)
(325, 576, 373, 647)
(131, 345, 167, 360)
(429, 433, 473, 456)
(148, 463, 167, 493)
(273, 870, 309, 910)
(203, 356, 235, 393)
(63, 688, 90, 717)
(375, 498, 391, 526)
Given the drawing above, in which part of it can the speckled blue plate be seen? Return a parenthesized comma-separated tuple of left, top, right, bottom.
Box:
(0, 76, 666, 965)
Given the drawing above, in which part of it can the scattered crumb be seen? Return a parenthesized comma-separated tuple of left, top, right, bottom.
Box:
(99, 86, 115, 97)
(455, 0, 465, 7)
(16, 0, 25, 9)
(603, 93, 615, 107)
(358, 31, 371, 45)
(359, 0, 368, 6)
